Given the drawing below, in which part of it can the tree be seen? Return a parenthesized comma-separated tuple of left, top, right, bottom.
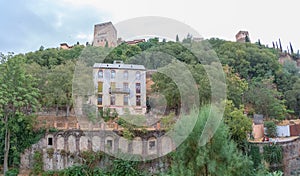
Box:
(290, 42, 294, 54)
(47, 61, 75, 116)
(176, 34, 180, 42)
(245, 78, 287, 120)
(170, 106, 254, 176)
(245, 35, 251, 43)
(279, 39, 282, 52)
(224, 100, 252, 150)
(224, 65, 248, 107)
(0, 56, 39, 174)
(264, 121, 277, 138)
(211, 39, 280, 80)
(285, 79, 300, 116)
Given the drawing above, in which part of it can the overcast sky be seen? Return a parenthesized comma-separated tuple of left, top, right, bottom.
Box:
(1, 0, 300, 54)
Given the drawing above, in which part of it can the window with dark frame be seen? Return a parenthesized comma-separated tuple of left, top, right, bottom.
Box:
(98, 94, 102, 105)
(136, 95, 141, 106)
(48, 137, 53, 146)
(136, 83, 141, 94)
(107, 140, 113, 148)
(149, 141, 155, 150)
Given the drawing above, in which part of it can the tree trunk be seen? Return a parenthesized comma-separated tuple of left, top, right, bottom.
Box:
(3, 115, 10, 174)
(205, 164, 208, 176)
(66, 104, 70, 117)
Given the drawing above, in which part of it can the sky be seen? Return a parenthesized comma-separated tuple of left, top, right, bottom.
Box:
(1, 0, 300, 54)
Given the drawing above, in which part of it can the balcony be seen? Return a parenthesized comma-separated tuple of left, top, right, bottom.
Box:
(109, 87, 130, 94)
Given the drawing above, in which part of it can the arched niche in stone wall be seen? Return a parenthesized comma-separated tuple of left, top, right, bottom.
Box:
(92, 136, 101, 152)
(68, 135, 76, 153)
(46, 134, 54, 148)
(147, 137, 157, 155)
(105, 136, 114, 153)
(80, 136, 89, 151)
(161, 136, 173, 155)
(57, 135, 64, 150)
(132, 137, 142, 155)
(118, 137, 129, 153)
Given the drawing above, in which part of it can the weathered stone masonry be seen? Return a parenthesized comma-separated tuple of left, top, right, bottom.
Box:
(20, 129, 174, 171)
(252, 137, 300, 176)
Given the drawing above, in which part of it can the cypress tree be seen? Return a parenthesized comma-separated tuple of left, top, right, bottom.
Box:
(176, 34, 179, 42)
(279, 39, 283, 52)
(290, 42, 294, 54)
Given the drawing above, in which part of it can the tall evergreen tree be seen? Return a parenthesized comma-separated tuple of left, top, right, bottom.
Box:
(290, 42, 294, 54)
(176, 34, 180, 42)
(170, 106, 254, 176)
(279, 39, 283, 52)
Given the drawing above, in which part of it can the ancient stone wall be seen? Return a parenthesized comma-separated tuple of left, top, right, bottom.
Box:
(253, 137, 300, 176)
(20, 129, 174, 171)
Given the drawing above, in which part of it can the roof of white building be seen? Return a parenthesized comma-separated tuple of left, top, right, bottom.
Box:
(93, 61, 146, 70)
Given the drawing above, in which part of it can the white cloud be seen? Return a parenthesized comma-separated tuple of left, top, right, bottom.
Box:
(76, 33, 93, 41)
(2, 0, 300, 53)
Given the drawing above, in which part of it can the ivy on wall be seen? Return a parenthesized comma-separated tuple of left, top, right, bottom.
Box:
(248, 145, 262, 169)
(263, 144, 283, 172)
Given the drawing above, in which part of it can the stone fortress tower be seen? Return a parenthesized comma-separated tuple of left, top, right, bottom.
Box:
(236, 31, 250, 43)
(93, 22, 117, 47)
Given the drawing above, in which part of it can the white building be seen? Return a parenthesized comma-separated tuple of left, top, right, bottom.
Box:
(93, 61, 147, 115)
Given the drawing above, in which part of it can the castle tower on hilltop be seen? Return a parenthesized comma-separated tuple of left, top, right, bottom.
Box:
(93, 22, 117, 47)
(236, 31, 250, 43)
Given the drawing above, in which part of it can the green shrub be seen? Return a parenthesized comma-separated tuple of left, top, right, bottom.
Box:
(264, 121, 277, 137)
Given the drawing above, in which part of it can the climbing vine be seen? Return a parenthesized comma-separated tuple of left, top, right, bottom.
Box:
(32, 150, 43, 175)
(248, 145, 262, 169)
(263, 145, 283, 172)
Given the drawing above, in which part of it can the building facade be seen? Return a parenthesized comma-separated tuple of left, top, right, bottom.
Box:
(93, 61, 147, 115)
(93, 22, 117, 47)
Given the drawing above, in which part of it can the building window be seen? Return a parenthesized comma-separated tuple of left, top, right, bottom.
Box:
(48, 137, 53, 146)
(124, 71, 128, 80)
(111, 70, 116, 79)
(136, 95, 141, 106)
(136, 83, 141, 94)
(123, 83, 129, 92)
(98, 70, 103, 78)
(136, 71, 141, 80)
(110, 95, 115, 105)
(124, 95, 129, 105)
(149, 141, 156, 150)
(107, 140, 113, 148)
(110, 82, 116, 93)
(97, 94, 102, 105)
(98, 82, 103, 92)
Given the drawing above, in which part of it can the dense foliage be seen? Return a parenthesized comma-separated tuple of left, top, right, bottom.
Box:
(0, 36, 299, 175)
